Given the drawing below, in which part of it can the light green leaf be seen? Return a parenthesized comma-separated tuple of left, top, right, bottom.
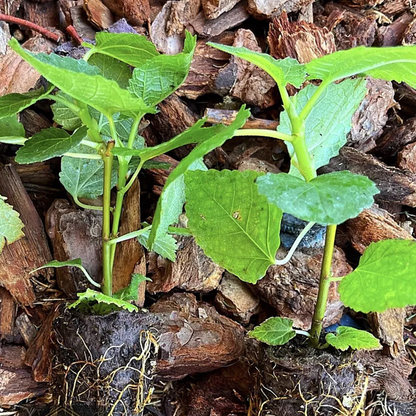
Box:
(185, 169, 282, 283)
(0, 115, 25, 137)
(51, 92, 82, 131)
(0, 85, 53, 120)
(88, 53, 131, 89)
(113, 273, 151, 301)
(128, 32, 197, 106)
(84, 32, 158, 67)
(306, 45, 416, 87)
(9, 38, 154, 118)
(326, 326, 382, 351)
(279, 79, 367, 178)
(15, 126, 87, 164)
(248, 317, 296, 345)
(208, 42, 306, 88)
(339, 240, 416, 313)
(148, 106, 250, 251)
(0, 196, 25, 253)
(138, 227, 177, 261)
(256, 171, 378, 225)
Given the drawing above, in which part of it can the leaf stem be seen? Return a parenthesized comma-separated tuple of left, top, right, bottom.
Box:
(107, 226, 151, 245)
(299, 80, 330, 121)
(309, 224, 337, 347)
(127, 116, 143, 149)
(123, 160, 145, 194)
(233, 129, 293, 142)
(63, 152, 102, 160)
(49, 94, 81, 114)
(74, 197, 103, 212)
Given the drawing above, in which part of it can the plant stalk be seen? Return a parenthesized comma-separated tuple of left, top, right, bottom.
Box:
(309, 224, 337, 347)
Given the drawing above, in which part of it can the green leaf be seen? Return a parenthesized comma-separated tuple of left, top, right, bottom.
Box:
(185, 169, 282, 283)
(148, 106, 250, 251)
(142, 160, 171, 170)
(325, 327, 381, 351)
(0, 115, 25, 137)
(256, 171, 378, 225)
(84, 32, 158, 67)
(339, 240, 416, 313)
(9, 38, 154, 118)
(279, 79, 367, 178)
(0, 85, 53, 120)
(128, 32, 197, 106)
(15, 126, 87, 164)
(306, 45, 416, 87)
(68, 289, 138, 313)
(208, 42, 306, 88)
(51, 93, 82, 131)
(113, 273, 151, 301)
(0, 196, 25, 253)
(248, 317, 296, 345)
(88, 54, 132, 89)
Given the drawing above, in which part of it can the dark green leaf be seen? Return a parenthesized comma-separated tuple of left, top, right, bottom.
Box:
(0, 115, 25, 137)
(51, 92, 82, 131)
(88, 53, 131, 89)
(248, 317, 296, 345)
(0, 196, 24, 253)
(326, 327, 381, 351)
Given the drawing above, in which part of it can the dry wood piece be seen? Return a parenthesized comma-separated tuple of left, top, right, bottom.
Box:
(247, 0, 313, 20)
(380, 0, 411, 18)
(84, 0, 115, 29)
(45, 199, 102, 298)
(202, 0, 241, 19)
(0, 21, 10, 55)
(403, 17, 416, 44)
(69, 5, 97, 41)
(0, 288, 16, 342)
(23, 0, 60, 38)
(189, 1, 249, 38)
(0, 0, 22, 15)
(0, 164, 52, 305)
(151, 292, 245, 380)
(252, 246, 350, 330)
(377, 12, 413, 46)
(348, 78, 395, 153)
(321, 147, 416, 208)
(146, 154, 179, 189)
(394, 82, 416, 116)
(15, 313, 37, 347)
(268, 11, 336, 63)
(398, 142, 416, 173)
(101, 0, 150, 26)
(147, 236, 224, 294)
(346, 205, 413, 254)
(0, 345, 26, 369)
(20, 109, 52, 137)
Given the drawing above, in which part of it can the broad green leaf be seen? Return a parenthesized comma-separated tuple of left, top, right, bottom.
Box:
(113, 273, 151, 301)
(142, 160, 171, 170)
(68, 289, 138, 313)
(326, 327, 381, 351)
(100, 115, 143, 145)
(208, 42, 306, 88)
(84, 32, 158, 67)
(148, 106, 250, 250)
(88, 54, 131, 89)
(279, 79, 367, 178)
(59, 144, 117, 200)
(128, 32, 197, 106)
(339, 240, 416, 313)
(51, 93, 82, 131)
(306, 45, 416, 87)
(0, 196, 24, 253)
(185, 169, 282, 283)
(0, 115, 25, 136)
(0, 85, 53, 119)
(138, 227, 177, 261)
(256, 171, 378, 225)
(9, 38, 154, 118)
(15, 126, 87, 164)
(248, 317, 296, 345)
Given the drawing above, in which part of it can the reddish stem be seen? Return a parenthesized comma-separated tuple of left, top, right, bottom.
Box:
(0, 13, 61, 42)
(66, 25, 83, 45)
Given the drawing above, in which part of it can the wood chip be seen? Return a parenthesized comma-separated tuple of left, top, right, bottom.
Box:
(84, 0, 115, 29)
(15, 313, 38, 348)
(201, 0, 242, 19)
(101, 0, 151, 25)
(398, 141, 416, 173)
(377, 12, 413, 46)
(247, 0, 314, 20)
(0, 288, 16, 343)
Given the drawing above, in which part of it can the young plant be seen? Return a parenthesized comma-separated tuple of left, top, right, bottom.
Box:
(0, 32, 250, 311)
(180, 44, 416, 350)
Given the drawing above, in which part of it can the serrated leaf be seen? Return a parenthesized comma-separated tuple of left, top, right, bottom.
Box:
(185, 169, 282, 283)
(326, 326, 381, 351)
(208, 42, 306, 88)
(339, 240, 416, 313)
(114, 273, 151, 301)
(51, 93, 82, 131)
(9, 38, 154, 118)
(0, 197, 25, 253)
(257, 171, 378, 225)
(15, 126, 87, 164)
(138, 223, 178, 262)
(88, 54, 131, 89)
(128, 32, 196, 106)
(148, 106, 250, 251)
(248, 317, 296, 345)
(306, 45, 416, 87)
(0, 85, 53, 120)
(279, 79, 367, 178)
(68, 289, 138, 312)
(84, 32, 158, 67)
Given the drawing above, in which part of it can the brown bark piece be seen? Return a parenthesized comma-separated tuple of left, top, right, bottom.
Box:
(0, 22, 11, 56)
(0, 0, 22, 15)
(70, 5, 97, 41)
(321, 147, 416, 208)
(0, 164, 52, 305)
(189, 1, 249, 38)
(247, 0, 313, 20)
(346, 205, 413, 254)
(0, 345, 26, 369)
(84, 0, 115, 29)
(380, 0, 410, 18)
(151, 292, 244, 380)
(252, 246, 350, 330)
(146, 154, 179, 188)
(15, 313, 37, 347)
(101, 0, 150, 26)
(348, 78, 395, 153)
(403, 17, 416, 44)
(23, 0, 60, 38)
(112, 179, 146, 294)
(268, 11, 336, 63)
(377, 12, 413, 46)
(393, 82, 416, 116)
(398, 142, 416, 173)
(0, 288, 16, 342)
(202, 0, 241, 19)
(147, 236, 224, 294)
(45, 199, 102, 298)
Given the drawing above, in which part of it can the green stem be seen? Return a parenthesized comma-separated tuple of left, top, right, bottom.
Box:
(233, 129, 293, 142)
(123, 160, 145, 194)
(108, 226, 151, 245)
(83, 48, 94, 61)
(299, 80, 330, 121)
(74, 197, 103, 212)
(291, 134, 316, 182)
(48, 94, 81, 114)
(63, 152, 102, 160)
(309, 224, 337, 348)
(102, 142, 115, 297)
(127, 116, 143, 149)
